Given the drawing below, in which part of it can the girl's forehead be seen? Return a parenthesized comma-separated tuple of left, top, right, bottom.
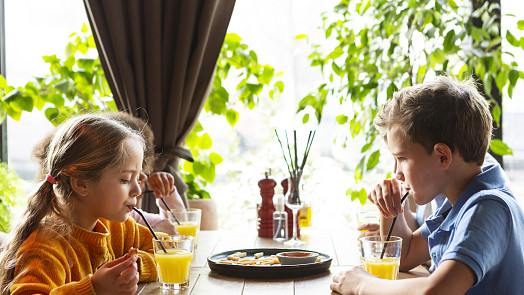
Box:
(117, 138, 144, 171)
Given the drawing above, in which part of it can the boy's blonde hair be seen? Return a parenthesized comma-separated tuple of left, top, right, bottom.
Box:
(374, 76, 492, 165)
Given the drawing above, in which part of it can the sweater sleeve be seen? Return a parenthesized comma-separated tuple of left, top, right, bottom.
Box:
(11, 246, 95, 295)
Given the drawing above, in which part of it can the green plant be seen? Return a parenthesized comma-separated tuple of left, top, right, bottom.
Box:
(0, 162, 25, 233)
(0, 27, 283, 200)
(182, 33, 284, 199)
(0, 24, 116, 126)
(298, 0, 524, 204)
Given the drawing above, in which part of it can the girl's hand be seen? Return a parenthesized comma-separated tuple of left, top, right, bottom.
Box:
(148, 172, 175, 198)
(367, 178, 404, 218)
(331, 266, 373, 295)
(91, 253, 139, 295)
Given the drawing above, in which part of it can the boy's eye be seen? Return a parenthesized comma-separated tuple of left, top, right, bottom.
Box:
(121, 179, 131, 184)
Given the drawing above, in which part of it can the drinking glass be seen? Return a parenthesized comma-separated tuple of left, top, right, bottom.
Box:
(153, 235, 195, 292)
(357, 206, 381, 231)
(168, 208, 202, 246)
(284, 176, 305, 247)
(360, 236, 402, 280)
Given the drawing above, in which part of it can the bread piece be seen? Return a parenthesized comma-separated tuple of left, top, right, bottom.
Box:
(127, 247, 139, 257)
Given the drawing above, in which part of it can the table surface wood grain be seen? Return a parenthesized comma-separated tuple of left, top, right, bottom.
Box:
(136, 229, 429, 294)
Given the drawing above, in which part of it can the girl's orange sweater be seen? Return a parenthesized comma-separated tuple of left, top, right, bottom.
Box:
(10, 217, 158, 294)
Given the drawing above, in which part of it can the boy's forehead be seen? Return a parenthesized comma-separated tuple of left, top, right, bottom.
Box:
(386, 126, 409, 154)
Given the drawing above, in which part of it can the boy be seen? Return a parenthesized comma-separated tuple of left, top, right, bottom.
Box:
(331, 76, 524, 294)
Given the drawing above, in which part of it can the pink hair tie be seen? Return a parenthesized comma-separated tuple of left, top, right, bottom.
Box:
(45, 174, 57, 185)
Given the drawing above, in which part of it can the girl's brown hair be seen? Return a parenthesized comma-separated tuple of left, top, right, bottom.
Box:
(0, 114, 144, 295)
(31, 112, 155, 180)
(374, 76, 492, 165)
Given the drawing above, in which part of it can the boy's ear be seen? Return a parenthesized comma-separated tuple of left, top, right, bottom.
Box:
(434, 143, 452, 169)
(70, 176, 89, 196)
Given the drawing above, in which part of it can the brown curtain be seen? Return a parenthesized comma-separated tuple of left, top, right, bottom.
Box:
(83, 0, 236, 211)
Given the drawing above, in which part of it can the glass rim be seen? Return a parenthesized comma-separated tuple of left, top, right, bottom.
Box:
(153, 235, 195, 242)
(359, 235, 402, 243)
(170, 208, 202, 213)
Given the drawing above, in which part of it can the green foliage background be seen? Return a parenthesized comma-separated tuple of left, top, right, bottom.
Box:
(298, 0, 524, 204)
(0, 25, 283, 200)
(0, 163, 25, 233)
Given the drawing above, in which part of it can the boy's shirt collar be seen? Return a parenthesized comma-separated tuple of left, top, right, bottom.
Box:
(436, 161, 506, 231)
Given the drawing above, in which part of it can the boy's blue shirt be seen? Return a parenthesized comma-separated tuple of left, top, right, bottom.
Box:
(420, 161, 524, 295)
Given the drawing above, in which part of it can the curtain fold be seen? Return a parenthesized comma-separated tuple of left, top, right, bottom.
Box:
(84, 0, 236, 210)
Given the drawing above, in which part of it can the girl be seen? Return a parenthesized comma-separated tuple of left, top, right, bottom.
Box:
(31, 112, 185, 234)
(0, 114, 158, 295)
(105, 112, 186, 234)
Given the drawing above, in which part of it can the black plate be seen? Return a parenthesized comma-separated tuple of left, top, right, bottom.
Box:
(207, 248, 332, 279)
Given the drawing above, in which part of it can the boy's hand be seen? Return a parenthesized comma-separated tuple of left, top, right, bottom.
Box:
(331, 266, 374, 294)
(367, 178, 404, 218)
(148, 172, 175, 198)
(91, 253, 139, 295)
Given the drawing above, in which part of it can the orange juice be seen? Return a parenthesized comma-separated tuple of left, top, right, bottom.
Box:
(176, 222, 200, 245)
(155, 249, 193, 284)
(362, 257, 399, 280)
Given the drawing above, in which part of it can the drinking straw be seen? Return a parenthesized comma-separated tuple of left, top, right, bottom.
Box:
(159, 197, 181, 225)
(144, 182, 181, 225)
(380, 191, 409, 259)
(132, 207, 168, 253)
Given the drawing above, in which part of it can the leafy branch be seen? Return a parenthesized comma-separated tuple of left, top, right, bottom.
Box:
(298, 0, 524, 204)
(0, 27, 284, 200)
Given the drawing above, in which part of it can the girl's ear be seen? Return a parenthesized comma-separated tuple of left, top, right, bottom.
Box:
(70, 176, 89, 196)
(433, 143, 453, 169)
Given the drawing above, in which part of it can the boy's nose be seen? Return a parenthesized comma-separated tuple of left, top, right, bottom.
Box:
(395, 172, 405, 182)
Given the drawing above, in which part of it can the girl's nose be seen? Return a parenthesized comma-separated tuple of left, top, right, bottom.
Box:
(139, 172, 148, 184)
(132, 179, 142, 197)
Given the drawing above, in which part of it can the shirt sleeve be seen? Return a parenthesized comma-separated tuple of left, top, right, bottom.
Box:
(440, 198, 511, 285)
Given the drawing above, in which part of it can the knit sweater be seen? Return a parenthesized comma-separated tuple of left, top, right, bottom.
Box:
(10, 217, 158, 295)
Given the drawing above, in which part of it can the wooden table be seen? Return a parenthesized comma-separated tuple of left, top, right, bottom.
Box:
(136, 229, 429, 294)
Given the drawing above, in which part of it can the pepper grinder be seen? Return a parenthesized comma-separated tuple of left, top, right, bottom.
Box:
(257, 171, 276, 238)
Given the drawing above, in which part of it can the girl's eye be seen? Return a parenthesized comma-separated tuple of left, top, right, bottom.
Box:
(121, 179, 131, 184)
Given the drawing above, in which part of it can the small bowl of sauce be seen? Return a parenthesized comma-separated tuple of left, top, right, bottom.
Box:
(276, 251, 319, 265)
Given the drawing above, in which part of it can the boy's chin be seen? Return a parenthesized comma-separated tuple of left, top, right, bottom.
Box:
(412, 194, 432, 206)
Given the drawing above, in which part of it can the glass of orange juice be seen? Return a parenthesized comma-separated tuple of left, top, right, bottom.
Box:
(359, 236, 402, 280)
(168, 208, 202, 246)
(153, 235, 195, 291)
(357, 207, 381, 231)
